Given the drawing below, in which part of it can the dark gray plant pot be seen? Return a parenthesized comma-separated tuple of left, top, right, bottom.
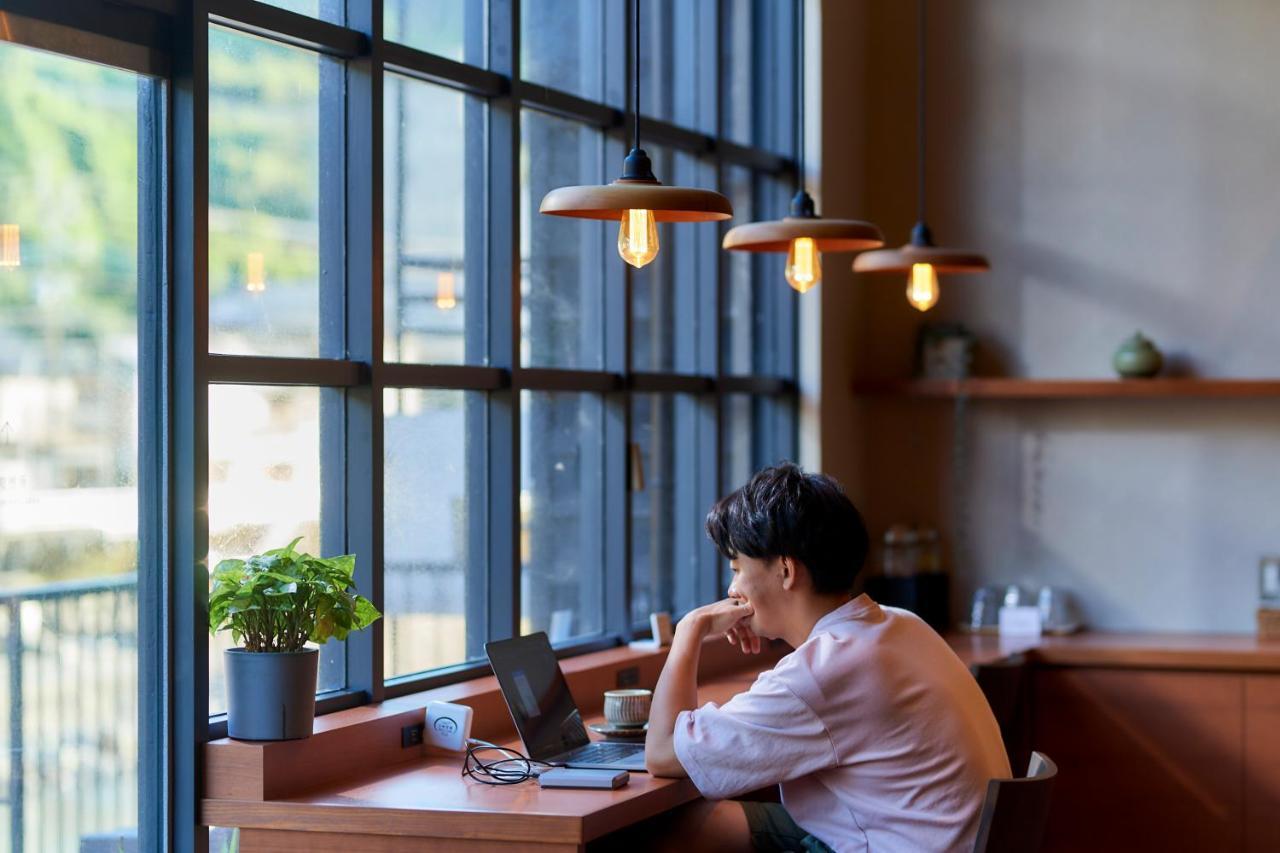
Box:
(225, 647, 318, 740)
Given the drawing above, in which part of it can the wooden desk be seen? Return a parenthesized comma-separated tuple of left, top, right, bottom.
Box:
(204, 676, 756, 852)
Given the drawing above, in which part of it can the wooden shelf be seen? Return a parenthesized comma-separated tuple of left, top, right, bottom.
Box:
(851, 378, 1280, 400)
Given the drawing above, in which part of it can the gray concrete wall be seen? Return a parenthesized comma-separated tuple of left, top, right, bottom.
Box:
(820, 0, 1280, 631)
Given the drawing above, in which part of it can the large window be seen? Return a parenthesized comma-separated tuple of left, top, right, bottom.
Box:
(0, 34, 161, 851)
(188, 0, 800, 720)
(0, 1, 801, 846)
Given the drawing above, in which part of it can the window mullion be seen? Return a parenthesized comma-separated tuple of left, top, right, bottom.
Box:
(171, 1, 211, 849)
(341, 0, 383, 702)
(486, 0, 520, 645)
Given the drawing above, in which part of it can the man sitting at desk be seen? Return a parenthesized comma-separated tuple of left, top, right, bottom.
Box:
(642, 463, 1010, 853)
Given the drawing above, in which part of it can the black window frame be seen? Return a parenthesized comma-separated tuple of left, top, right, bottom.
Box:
(0, 1, 803, 849)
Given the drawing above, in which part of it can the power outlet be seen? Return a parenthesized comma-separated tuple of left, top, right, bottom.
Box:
(401, 722, 424, 748)
(616, 666, 640, 688)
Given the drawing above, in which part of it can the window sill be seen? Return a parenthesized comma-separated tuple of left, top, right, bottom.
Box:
(204, 633, 784, 801)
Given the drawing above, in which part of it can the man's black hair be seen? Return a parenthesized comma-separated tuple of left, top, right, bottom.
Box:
(705, 462, 870, 595)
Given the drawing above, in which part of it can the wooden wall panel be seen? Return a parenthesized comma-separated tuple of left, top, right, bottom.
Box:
(1032, 668, 1244, 852)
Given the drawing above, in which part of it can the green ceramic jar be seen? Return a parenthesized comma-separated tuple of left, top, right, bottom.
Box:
(1112, 331, 1163, 378)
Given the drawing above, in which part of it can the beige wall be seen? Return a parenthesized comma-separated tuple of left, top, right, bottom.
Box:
(820, 0, 1280, 631)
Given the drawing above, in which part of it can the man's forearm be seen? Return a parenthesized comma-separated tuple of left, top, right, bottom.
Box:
(645, 616, 707, 776)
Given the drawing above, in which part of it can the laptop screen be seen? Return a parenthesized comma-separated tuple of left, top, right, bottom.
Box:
(485, 633, 590, 761)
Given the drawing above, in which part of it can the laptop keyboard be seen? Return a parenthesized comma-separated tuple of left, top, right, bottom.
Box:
(565, 742, 642, 763)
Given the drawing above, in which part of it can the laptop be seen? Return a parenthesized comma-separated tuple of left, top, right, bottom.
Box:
(486, 633, 647, 772)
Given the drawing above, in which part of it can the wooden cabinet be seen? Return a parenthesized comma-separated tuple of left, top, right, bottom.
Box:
(1032, 668, 1246, 852)
(1245, 676, 1280, 852)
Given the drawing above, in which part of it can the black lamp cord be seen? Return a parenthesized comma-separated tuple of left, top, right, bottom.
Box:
(633, 0, 641, 152)
(794, 0, 805, 196)
(916, 0, 927, 226)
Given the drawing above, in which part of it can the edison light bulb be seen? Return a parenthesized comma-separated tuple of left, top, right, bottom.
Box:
(618, 208, 659, 268)
(785, 237, 821, 293)
(906, 262, 939, 311)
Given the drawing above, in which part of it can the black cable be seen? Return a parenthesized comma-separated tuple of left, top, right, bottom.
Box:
(461, 740, 551, 786)
(634, 0, 641, 151)
(917, 0, 927, 224)
(795, 0, 805, 194)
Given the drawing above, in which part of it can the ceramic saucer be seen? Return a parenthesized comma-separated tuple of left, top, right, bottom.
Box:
(589, 722, 649, 738)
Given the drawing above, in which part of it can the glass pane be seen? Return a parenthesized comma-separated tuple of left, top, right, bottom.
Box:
(520, 392, 605, 641)
(722, 166, 755, 374)
(721, 394, 758, 493)
(631, 394, 702, 622)
(384, 75, 487, 364)
(632, 149, 715, 373)
(640, 0, 716, 134)
(0, 41, 140, 850)
(384, 389, 485, 678)
(385, 0, 483, 64)
(209, 27, 334, 358)
(722, 0, 795, 153)
(520, 112, 606, 369)
(723, 170, 791, 376)
(522, 0, 618, 103)
(208, 385, 343, 714)
(722, 394, 795, 493)
(254, 0, 342, 23)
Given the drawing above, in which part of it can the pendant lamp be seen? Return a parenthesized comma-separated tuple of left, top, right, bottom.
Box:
(852, 0, 988, 311)
(721, 0, 882, 293)
(539, 0, 733, 268)
(727, 0, 885, 292)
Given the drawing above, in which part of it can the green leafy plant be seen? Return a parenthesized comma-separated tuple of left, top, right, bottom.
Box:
(209, 538, 381, 652)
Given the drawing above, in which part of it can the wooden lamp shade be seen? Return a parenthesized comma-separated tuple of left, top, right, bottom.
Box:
(723, 216, 884, 253)
(853, 242, 989, 274)
(539, 180, 733, 223)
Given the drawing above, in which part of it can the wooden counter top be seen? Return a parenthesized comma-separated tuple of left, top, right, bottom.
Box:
(946, 630, 1280, 672)
(203, 628, 1280, 849)
(203, 676, 757, 850)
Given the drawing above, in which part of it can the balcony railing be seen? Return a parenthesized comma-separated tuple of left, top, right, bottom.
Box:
(0, 573, 137, 852)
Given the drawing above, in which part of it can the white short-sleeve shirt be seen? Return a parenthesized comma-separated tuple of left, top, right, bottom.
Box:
(673, 595, 1011, 853)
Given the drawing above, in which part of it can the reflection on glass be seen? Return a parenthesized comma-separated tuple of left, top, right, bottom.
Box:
(721, 0, 794, 153)
(639, 0, 715, 134)
(253, 0, 330, 21)
(520, 392, 605, 641)
(722, 166, 755, 375)
(384, 75, 486, 364)
(632, 149, 715, 373)
(631, 394, 701, 622)
(208, 385, 342, 713)
(722, 169, 791, 376)
(209, 27, 329, 358)
(521, 0, 615, 102)
(384, 389, 483, 677)
(0, 40, 140, 848)
(385, 0, 482, 63)
(631, 146, 675, 373)
(520, 112, 605, 369)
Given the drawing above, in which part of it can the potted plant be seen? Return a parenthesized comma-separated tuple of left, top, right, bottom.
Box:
(210, 538, 381, 740)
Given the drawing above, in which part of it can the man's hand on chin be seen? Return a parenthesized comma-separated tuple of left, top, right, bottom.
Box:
(648, 598, 757, 777)
(681, 598, 762, 655)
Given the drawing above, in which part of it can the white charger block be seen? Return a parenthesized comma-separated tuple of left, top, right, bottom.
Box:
(998, 605, 1043, 637)
(425, 700, 473, 753)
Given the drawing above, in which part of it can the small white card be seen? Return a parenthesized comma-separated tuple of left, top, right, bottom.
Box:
(998, 605, 1043, 637)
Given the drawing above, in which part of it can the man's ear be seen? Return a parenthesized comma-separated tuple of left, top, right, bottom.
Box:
(780, 557, 796, 591)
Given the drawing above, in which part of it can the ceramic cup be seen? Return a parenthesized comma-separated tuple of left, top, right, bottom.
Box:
(603, 688, 652, 727)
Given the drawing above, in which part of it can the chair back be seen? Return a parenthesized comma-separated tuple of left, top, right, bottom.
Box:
(972, 751, 1057, 853)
